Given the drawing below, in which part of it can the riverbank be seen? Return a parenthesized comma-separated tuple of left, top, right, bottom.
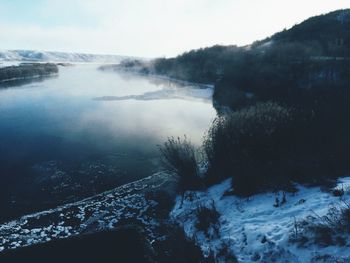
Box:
(0, 172, 177, 252)
(0, 63, 59, 83)
(0, 172, 213, 262)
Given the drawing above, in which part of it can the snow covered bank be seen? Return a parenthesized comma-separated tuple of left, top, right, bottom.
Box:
(171, 177, 350, 262)
(0, 173, 176, 253)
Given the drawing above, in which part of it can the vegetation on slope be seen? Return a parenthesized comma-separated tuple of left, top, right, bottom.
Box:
(160, 137, 202, 193)
(157, 9, 350, 195)
(116, 9, 350, 109)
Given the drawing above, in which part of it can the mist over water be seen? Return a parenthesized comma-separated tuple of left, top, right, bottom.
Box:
(0, 64, 216, 221)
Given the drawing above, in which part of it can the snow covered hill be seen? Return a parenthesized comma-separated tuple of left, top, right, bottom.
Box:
(0, 50, 128, 63)
(171, 177, 350, 262)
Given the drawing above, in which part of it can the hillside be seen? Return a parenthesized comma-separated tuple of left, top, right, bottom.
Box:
(259, 9, 350, 56)
(2, 8, 350, 263)
(113, 9, 350, 110)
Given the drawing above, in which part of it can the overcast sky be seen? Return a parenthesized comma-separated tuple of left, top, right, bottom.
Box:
(0, 0, 348, 57)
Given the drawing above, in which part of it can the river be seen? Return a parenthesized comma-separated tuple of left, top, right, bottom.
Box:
(0, 63, 216, 222)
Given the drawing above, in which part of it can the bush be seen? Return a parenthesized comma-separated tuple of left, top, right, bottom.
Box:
(195, 203, 220, 233)
(204, 99, 350, 195)
(204, 102, 304, 194)
(293, 202, 350, 247)
(321, 202, 350, 233)
(153, 223, 214, 263)
(145, 190, 176, 219)
(160, 137, 202, 193)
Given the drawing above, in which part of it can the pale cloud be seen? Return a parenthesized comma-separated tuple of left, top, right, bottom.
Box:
(0, 0, 349, 57)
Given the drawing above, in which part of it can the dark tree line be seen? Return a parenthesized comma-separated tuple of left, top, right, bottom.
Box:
(0, 63, 58, 82)
(157, 9, 350, 195)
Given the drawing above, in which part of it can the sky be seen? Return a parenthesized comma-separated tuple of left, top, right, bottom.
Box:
(0, 0, 349, 57)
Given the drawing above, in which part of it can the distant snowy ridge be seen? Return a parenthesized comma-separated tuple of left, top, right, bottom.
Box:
(0, 50, 129, 63)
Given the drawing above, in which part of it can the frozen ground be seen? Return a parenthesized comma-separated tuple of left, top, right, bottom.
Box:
(2, 169, 350, 262)
(171, 177, 350, 262)
(0, 172, 176, 253)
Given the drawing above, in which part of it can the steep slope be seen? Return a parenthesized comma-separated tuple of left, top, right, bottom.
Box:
(114, 9, 350, 110)
(154, 8, 350, 82)
(260, 9, 350, 56)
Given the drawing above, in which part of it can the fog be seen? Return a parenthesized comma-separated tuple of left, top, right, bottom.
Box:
(0, 0, 349, 57)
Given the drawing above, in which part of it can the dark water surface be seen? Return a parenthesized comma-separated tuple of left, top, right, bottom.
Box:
(0, 64, 215, 221)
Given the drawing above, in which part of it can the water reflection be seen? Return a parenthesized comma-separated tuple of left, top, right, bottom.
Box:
(93, 86, 213, 102)
(0, 75, 58, 89)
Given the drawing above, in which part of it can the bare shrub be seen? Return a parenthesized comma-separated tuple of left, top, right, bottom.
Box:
(195, 203, 220, 233)
(160, 136, 202, 193)
(204, 102, 301, 195)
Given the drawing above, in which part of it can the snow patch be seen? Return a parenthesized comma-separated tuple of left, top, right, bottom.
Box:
(171, 177, 350, 262)
(0, 173, 173, 252)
